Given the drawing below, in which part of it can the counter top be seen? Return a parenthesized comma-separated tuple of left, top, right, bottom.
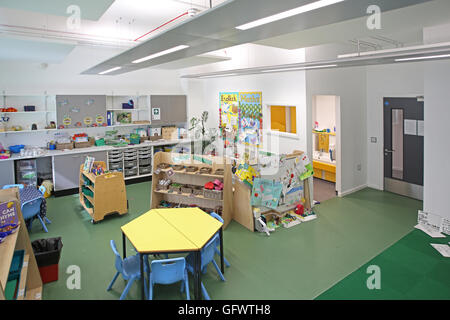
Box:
(0, 139, 194, 162)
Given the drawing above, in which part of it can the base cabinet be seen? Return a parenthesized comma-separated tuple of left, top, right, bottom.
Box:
(53, 151, 107, 191)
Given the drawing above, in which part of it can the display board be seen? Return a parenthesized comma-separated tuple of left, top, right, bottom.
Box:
(239, 92, 262, 147)
(150, 95, 187, 125)
(219, 92, 262, 149)
(56, 95, 107, 129)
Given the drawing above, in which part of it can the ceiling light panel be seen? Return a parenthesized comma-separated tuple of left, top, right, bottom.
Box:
(236, 0, 346, 30)
(132, 45, 190, 64)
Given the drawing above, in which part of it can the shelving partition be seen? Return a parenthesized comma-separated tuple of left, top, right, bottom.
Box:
(0, 187, 42, 300)
(151, 152, 234, 229)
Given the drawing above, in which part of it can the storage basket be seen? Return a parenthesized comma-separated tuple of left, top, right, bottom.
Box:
(203, 188, 223, 200)
(157, 163, 171, 169)
(186, 166, 198, 173)
(169, 184, 182, 193)
(156, 183, 170, 191)
(192, 186, 203, 196)
(173, 165, 185, 171)
(199, 167, 212, 175)
(181, 185, 193, 194)
(214, 169, 224, 176)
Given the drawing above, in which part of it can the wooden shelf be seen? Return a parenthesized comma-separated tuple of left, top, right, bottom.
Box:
(16, 254, 29, 300)
(157, 168, 224, 179)
(151, 152, 234, 229)
(79, 161, 127, 223)
(155, 189, 223, 202)
(312, 131, 336, 136)
(0, 226, 20, 287)
(0, 188, 43, 301)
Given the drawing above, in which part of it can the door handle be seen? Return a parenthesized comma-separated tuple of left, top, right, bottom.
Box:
(384, 149, 395, 153)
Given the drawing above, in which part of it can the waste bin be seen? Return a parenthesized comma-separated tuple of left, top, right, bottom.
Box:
(31, 237, 63, 284)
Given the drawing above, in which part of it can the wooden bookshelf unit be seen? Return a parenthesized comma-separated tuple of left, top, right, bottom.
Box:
(79, 161, 128, 224)
(151, 152, 234, 228)
(0, 188, 43, 300)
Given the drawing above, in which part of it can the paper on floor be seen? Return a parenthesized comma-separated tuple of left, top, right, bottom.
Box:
(415, 224, 446, 238)
(430, 244, 450, 258)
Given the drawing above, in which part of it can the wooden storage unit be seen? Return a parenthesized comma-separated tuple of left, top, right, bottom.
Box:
(0, 188, 43, 300)
(151, 152, 233, 229)
(312, 160, 336, 183)
(79, 161, 128, 223)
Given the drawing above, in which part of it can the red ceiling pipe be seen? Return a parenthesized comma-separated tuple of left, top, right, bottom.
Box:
(134, 11, 189, 41)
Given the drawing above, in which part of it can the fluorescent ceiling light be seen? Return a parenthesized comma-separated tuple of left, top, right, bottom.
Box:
(261, 64, 338, 73)
(132, 45, 190, 64)
(236, 0, 345, 30)
(199, 73, 238, 78)
(395, 54, 450, 62)
(98, 67, 121, 75)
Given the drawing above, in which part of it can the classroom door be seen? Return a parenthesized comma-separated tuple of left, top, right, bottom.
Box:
(383, 97, 424, 200)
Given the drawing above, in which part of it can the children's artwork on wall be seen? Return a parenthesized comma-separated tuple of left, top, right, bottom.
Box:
(300, 154, 314, 181)
(219, 92, 240, 148)
(236, 162, 259, 188)
(251, 178, 283, 209)
(239, 92, 262, 147)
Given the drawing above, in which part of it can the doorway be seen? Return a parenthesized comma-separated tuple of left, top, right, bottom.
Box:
(312, 95, 341, 203)
(383, 97, 424, 200)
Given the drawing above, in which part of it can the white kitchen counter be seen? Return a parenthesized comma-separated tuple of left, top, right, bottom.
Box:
(0, 138, 194, 162)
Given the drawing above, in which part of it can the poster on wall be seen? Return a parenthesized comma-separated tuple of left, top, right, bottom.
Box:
(239, 92, 262, 147)
(219, 92, 240, 148)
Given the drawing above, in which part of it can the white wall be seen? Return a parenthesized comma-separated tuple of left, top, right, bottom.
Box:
(181, 44, 307, 155)
(313, 95, 336, 131)
(423, 60, 450, 221)
(181, 70, 307, 155)
(0, 46, 184, 148)
(306, 66, 367, 195)
(365, 63, 424, 190)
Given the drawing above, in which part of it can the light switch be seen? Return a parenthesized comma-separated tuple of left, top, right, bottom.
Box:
(370, 137, 377, 143)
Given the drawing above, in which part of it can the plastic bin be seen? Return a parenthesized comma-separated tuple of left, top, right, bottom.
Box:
(31, 237, 63, 284)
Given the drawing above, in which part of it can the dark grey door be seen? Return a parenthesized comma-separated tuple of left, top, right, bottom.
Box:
(384, 97, 424, 200)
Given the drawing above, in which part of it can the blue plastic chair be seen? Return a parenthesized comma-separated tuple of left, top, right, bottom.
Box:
(107, 240, 149, 300)
(21, 198, 50, 233)
(2, 184, 24, 190)
(210, 212, 231, 268)
(148, 257, 190, 300)
(186, 237, 226, 300)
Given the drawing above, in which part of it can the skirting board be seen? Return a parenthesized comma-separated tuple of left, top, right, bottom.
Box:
(338, 184, 368, 197)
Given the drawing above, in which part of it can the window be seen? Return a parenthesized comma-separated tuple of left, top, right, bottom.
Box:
(269, 105, 297, 134)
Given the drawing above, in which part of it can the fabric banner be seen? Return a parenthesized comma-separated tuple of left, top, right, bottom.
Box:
(219, 92, 240, 148)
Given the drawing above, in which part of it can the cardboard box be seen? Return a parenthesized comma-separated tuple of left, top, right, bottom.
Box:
(162, 126, 177, 140)
(74, 137, 95, 148)
(0, 200, 19, 226)
(55, 142, 74, 150)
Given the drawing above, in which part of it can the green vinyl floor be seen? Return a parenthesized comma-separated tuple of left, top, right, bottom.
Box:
(28, 183, 433, 300)
(316, 229, 450, 300)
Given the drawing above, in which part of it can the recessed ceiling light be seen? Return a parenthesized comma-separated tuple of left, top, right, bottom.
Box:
(261, 64, 338, 73)
(99, 67, 122, 75)
(236, 0, 346, 30)
(199, 73, 238, 78)
(395, 54, 450, 62)
(132, 45, 190, 64)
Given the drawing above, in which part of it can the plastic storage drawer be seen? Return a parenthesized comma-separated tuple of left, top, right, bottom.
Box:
(108, 150, 123, 156)
(139, 166, 152, 175)
(124, 160, 138, 168)
(125, 167, 138, 177)
(139, 158, 152, 166)
(109, 162, 123, 170)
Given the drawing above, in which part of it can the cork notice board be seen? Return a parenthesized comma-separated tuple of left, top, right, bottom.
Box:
(56, 95, 107, 129)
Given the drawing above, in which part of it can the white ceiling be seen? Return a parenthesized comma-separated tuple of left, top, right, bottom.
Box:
(0, 0, 115, 21)
(0, 36, 75, 63)
(0, 0, 227, 65)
